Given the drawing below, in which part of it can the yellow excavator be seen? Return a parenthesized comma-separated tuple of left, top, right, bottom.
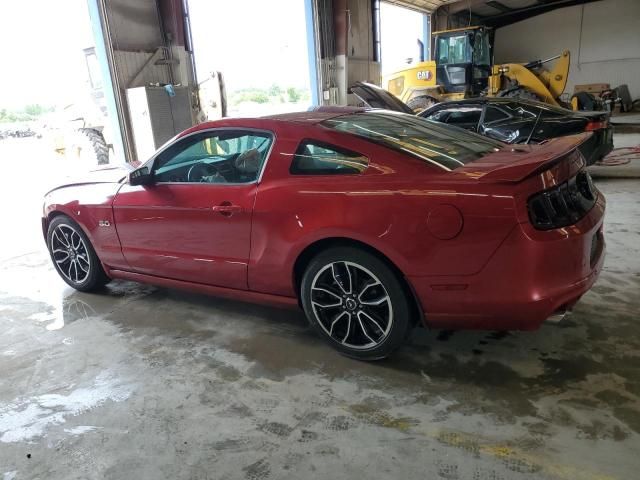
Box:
(384, 26, 572, 111)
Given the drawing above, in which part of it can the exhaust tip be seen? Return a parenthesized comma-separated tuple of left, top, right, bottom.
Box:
(546, 309, 571, 324)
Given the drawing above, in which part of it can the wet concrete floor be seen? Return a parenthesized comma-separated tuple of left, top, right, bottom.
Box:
(1, 156, 639, 478)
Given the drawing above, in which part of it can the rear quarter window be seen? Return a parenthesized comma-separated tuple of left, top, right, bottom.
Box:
(323, 112, 503, 170)
(290, 140, 368, 175)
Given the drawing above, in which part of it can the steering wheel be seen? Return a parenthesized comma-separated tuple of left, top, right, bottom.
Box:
(187, 162, 221, 182)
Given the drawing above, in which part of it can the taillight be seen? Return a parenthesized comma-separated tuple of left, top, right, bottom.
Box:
(585, 120, 607, 131)
(528, 171, 597, 230)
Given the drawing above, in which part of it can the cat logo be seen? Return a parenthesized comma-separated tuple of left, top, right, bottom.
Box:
(417, 70, 433, 81)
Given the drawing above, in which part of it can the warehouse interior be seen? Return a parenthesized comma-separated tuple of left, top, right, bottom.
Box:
(1, 0, 639, 478)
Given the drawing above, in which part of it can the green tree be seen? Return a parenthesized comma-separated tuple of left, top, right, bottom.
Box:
(287, 87, 301, 103)
(268, 84, 282, 97)
(24, 104, 48, 116)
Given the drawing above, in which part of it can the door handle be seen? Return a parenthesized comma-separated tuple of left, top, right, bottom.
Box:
(212, 202, 243, 217)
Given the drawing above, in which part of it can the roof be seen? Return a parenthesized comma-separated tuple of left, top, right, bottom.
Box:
(420, 96, 585, 118)
(435, 0, 601, 28)
(427, 96, 570, 110)
(262, 107, 365, 124)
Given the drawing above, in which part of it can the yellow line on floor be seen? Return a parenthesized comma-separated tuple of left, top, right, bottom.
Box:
(343, 404, 617, 480)
(431, 428, 618, 480)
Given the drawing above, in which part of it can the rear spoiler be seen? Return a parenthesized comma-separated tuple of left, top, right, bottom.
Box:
(468, 133, 592, 183)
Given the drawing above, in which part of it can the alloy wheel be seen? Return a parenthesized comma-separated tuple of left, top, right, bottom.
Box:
(310, 261, 393, 350)
(50, 224, 91, 284)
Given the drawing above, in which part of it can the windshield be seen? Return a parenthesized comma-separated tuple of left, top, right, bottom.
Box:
(323, 112, 503, 171)
(437, 34, 471, 65)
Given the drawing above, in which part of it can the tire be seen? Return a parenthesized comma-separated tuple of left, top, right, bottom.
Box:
(47, 215, 110, 292)
(499, 87, 542, 102)
(407, 95, 438, 112)
(68, 128, 109, 166)
(300, 247, 413, 360)
(571, 92, 598, 111)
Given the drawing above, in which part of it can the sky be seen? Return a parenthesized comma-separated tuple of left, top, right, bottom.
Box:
(0, 0, 425, 110)
(0, 0, 95, 109)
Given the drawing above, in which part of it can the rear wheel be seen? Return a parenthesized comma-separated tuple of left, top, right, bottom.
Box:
(300, 247, 413, 360)
(47, 216, 110, 292)
(407, 95, 438, 112)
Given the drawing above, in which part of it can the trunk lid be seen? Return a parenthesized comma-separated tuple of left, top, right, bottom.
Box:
(349, 82, 415, 114)
(454, 133, 591, 183)
(569, 109, 609, 122)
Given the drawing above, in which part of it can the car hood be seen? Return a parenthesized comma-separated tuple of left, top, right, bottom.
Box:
(44, 164, 133, 196)
(453, 133, 592, 183)
(350, 82, 415, 114)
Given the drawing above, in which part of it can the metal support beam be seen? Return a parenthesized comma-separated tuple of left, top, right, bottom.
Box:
(484, 0, 603, 27)
(305, 0, 320, 106)
(86, 0, 132, 164)
(486, 1, 512, 13)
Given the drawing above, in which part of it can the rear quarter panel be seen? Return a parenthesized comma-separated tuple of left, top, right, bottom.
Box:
(537, 114, 586, 141)
(249, 123, 519, 297)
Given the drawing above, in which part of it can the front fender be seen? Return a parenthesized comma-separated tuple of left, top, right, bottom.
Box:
(43, 183, 126, 269)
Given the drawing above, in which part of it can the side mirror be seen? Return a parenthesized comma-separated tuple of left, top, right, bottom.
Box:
(129, 166, 154, 186)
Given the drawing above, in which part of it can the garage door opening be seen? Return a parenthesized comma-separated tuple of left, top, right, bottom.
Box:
(188, 0, 313, 117)
(379, 2, 428, 77)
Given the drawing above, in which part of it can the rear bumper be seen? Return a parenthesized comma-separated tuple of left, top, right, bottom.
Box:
(410, 194, 606, 330)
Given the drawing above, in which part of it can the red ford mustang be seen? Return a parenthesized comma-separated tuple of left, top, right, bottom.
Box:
(43, 109, 605, 359)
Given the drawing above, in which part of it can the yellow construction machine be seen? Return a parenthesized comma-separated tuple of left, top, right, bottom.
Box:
(384, 26, 571, 110)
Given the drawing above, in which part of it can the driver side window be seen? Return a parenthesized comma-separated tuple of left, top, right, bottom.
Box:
(152, 130, 273, 184)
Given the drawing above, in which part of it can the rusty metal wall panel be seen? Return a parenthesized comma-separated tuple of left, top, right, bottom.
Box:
(106, 0, 163, 50)
(114, 50, 172, 88)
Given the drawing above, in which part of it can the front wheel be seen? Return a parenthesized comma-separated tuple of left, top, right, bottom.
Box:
(301, 247, 413, 360)
(47, 216, 110, 292)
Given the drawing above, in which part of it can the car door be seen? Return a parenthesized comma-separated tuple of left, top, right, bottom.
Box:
(112, 128, 274, 289)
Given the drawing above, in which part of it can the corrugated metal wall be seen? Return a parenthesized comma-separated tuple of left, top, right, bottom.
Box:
(494, 0, 640, 100)
(114, 51, 172, 88)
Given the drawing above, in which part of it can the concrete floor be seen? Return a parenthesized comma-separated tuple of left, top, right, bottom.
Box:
(1, 139, 640, 479)
(588, 132, 640, 179)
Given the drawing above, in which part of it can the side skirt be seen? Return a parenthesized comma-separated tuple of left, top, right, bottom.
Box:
(107, 269, 300, 309)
